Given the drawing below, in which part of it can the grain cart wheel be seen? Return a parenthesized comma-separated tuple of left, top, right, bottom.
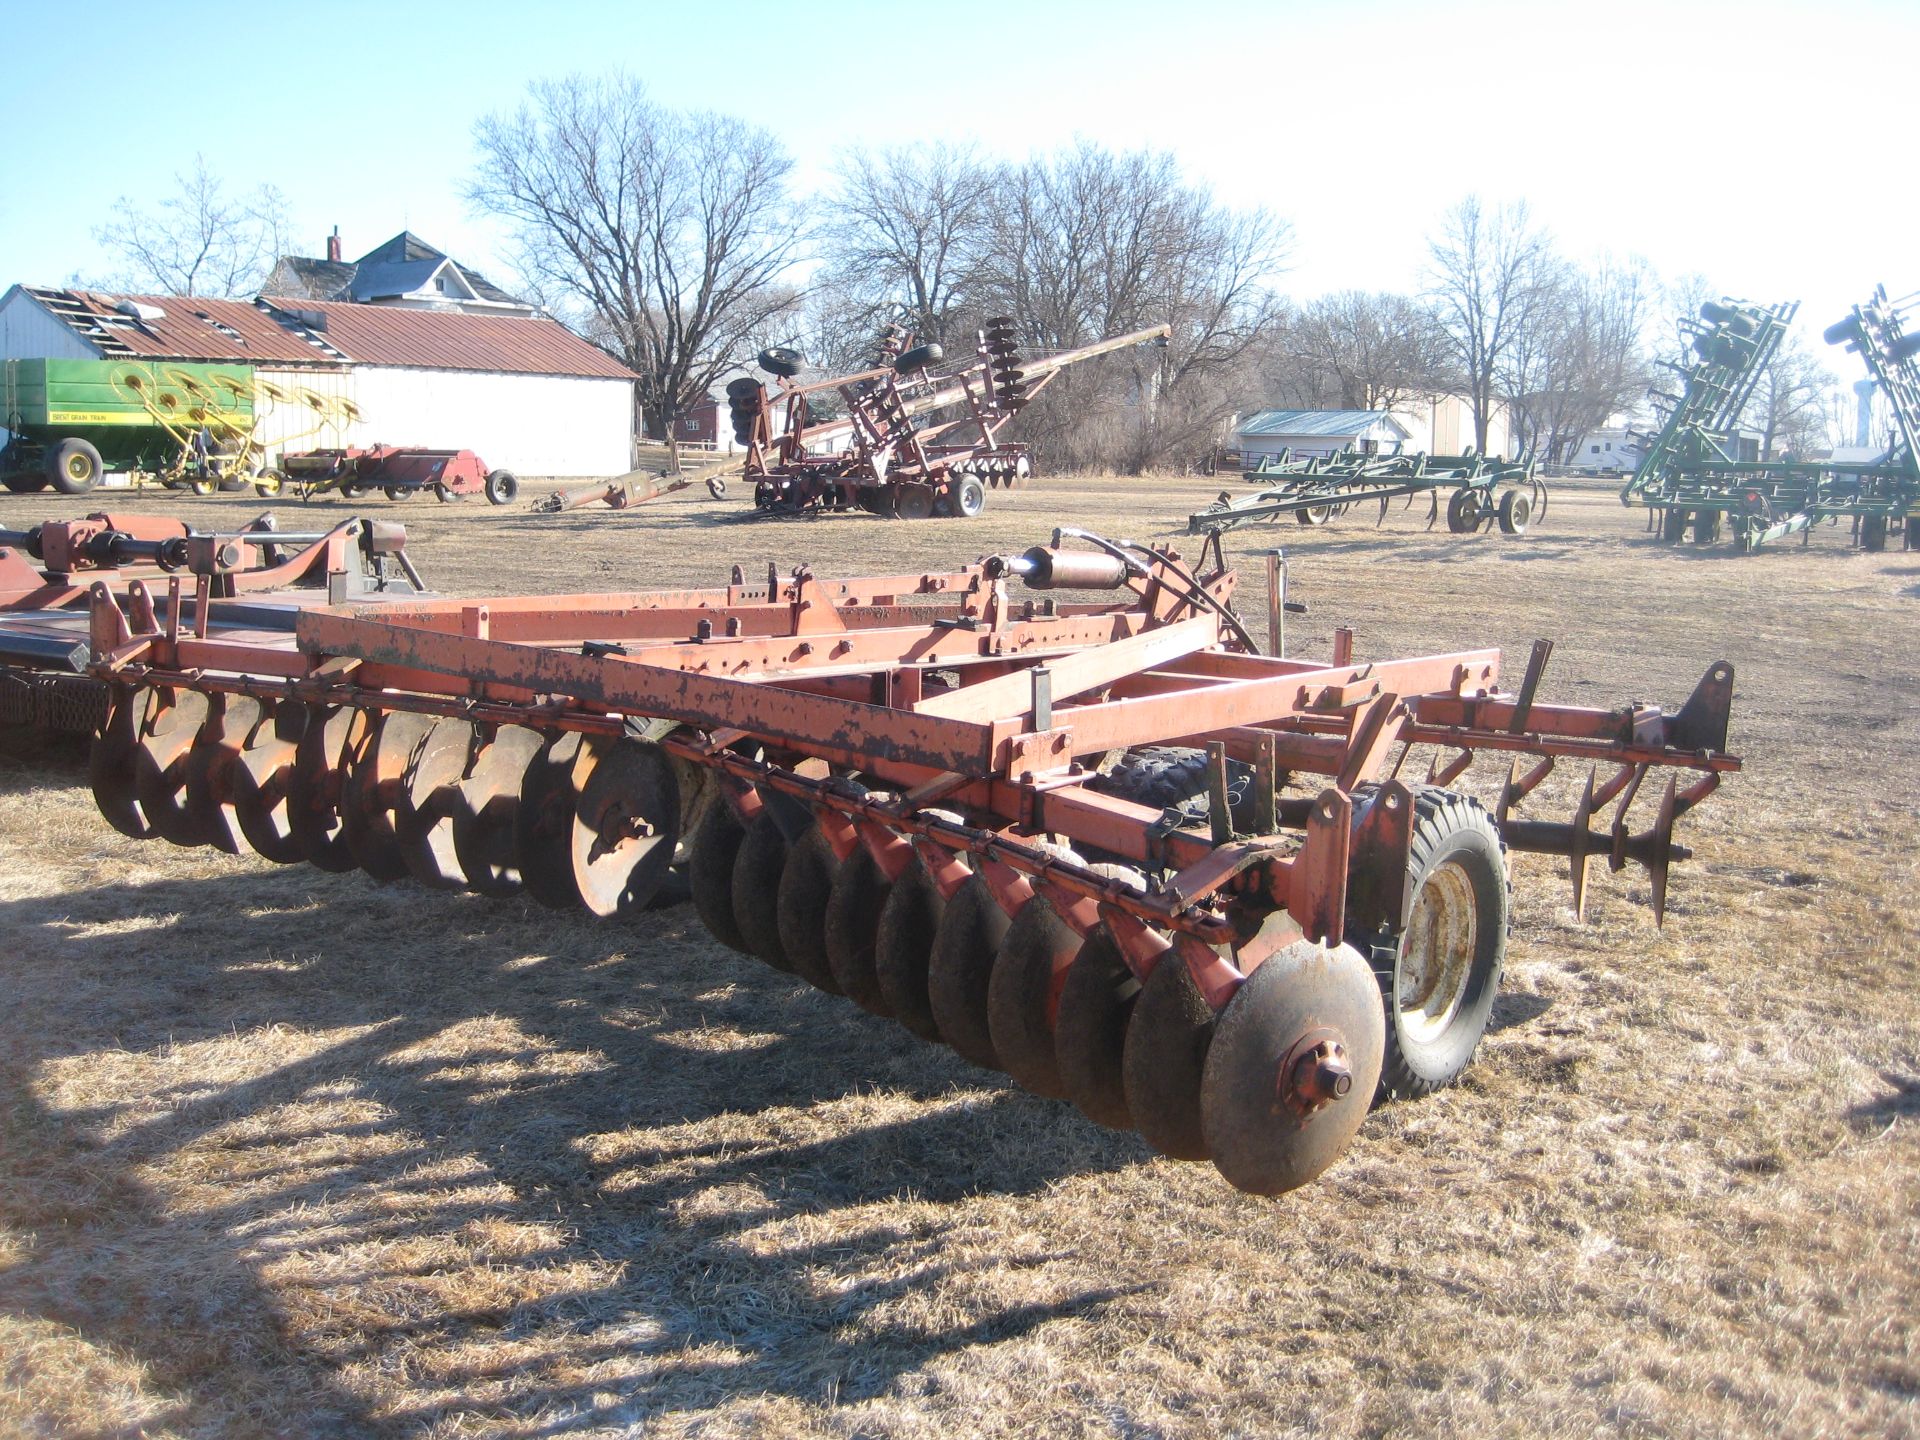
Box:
(824, 846, 897, 1015)
(132, 686, 214, 846)
(1861, 515, 1889, 552)
(253, 469, 286, 498)
(188, 477, 218, 498)
(950, 473, 987, 517)
(987, 895, 1085, 1100)
(1445, 487, 1481, 534)
(927, 874, 1014, 1070)
(515, 732, 596, 910)
(288, 704, 363, 872)
(394, 718, 475, 889)
(342, 709, 432, 882)
(776, 825, 846, 993)
(384, 485, 408, 502)
(184, 693, 264, 855)
(1662, 507, 1690, 543)
(90, 684, 153, 839)
(230, 701, 307, 864)
(1121, 954, 1217, 1161)
(875, 860, 948, 1042)
(1363, 788, 1508, 1101)
(1054, 926, 1141, 1130)
(689, 794, 753, 953)
(734, 798, 811, 972)
(451, 725, 545, 896)
(1496, 488, 1533, 535)
(1294, 504, 1332, 526)
(46, 438, 103, 495)
(570, 738, 680, 916)
(4, 472, 51, 493)
(484, 469, 518, 505)
(1200, 939, 1385, 1196)
(1690, 508, 1722, 545)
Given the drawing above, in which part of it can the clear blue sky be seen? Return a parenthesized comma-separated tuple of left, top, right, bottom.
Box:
(2, 0, 1913, 355)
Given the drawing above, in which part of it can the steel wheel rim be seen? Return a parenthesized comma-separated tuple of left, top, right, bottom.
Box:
(1398, 859, 1477, 1044)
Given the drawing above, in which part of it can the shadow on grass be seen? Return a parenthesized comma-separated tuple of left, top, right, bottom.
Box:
(0, 833, 1150, 1434)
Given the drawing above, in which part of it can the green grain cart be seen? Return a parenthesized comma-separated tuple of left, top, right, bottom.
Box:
(2, 358, 259, 495)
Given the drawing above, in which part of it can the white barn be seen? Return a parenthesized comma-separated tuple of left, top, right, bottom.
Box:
(0, 284, 636, 479)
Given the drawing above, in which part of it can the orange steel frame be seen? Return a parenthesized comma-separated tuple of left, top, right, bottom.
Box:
(83, 534, 1739, 986)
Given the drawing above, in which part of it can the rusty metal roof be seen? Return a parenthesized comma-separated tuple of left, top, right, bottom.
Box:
(23, 287, 347, 366)
(259, 299, 637, 380)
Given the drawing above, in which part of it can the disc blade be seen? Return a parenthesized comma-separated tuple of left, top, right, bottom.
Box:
(776, 825, 844, 993)
(875, 861, 946, 1042)
(288, 704, 360, 873)
(570, 737, 680, 917)
(1055, 927, 1138, 1130)
(689, 793, 751, 952)
(452, 725, 543, 897)
(732, 812, 794, 971)
(1122, 955, 1217, 1161)
(90, 685, 152, 840)
(514, 731, 591, 910)
(927, 875, 1010, 1070)
(395, 718, 474, 889)
(824, 846, 894, 1015)
(986, 896, 1080, 1100)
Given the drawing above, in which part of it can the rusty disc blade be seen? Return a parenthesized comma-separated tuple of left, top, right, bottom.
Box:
(732, 812, 794, 971)
(230, 704, 303, 863)
(569, 737, 680, 917)
(1201, 941, 1385, 1196)
(395, 717, 473, 889)
(688, 794, 751, 952)
(342, 709, 427, 883)
(288, 704, 360, 872)
(132, 687, 213, 847)
(451, 725, 542, 897)
(89, 685, 152, 840)
(775, 825, 844, 993)
(823, 846, 894, 1015)
(927, 875, 1011, 1071)
(1055, 927, 1139, 1131)
(185, 693, 262, 856)
(1121, 955, 1217, 1162)
(987, 896, 1079, 1100)
(514, 731, 590, 910)
(875, 861, 946, 1042)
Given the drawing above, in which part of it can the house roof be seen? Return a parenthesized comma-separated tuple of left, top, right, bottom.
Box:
(17, 286, 347, 366)
(258, 298, 638, 379)
(268, 231, 526, 308)
(1236, 409, 1412, 439)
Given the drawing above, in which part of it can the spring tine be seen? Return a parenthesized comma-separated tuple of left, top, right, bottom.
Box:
(1497, 760, 1520, 826)
(1648, 777, 1678, 926)
(1608, 764, 1647, 873)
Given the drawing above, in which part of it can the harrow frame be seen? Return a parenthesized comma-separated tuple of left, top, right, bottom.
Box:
(1189, 449, 1545, 537)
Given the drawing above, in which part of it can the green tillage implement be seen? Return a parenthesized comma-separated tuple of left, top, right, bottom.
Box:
(1620, 295, 1920, 553)
(1188, 448, 1544, 537)
(2, 358, 256, 496)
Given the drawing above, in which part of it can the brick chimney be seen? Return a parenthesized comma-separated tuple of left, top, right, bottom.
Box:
(326, 226, 342, 263)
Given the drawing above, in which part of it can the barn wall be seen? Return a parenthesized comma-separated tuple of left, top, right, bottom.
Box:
(0, 289, 96, 363)
(348, 368, 632, 477)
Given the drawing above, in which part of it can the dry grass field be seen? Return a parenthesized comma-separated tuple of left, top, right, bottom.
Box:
(0, 473, 1915, 1439)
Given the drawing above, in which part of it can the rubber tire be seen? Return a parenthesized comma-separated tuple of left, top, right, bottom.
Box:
(757, 347, 805, 379)
(485, 469, 518, 505)
(1906, 517, 1920, 551)
(950, 473, 986, 518)
(1662, 507, 1689, 543)
(1691, 509, 1722, 545)
(1861, 515, 1888, 552)
(1087, 745, 1253, 831)
(1357, 788, 1508, 1102)
(254, 469, 285, 499)
(1496, 489, 1532, 535)
(47, 438, 104, 495)
(1445, 487, 1479, 534)
(5, 472, 50, 493)
(893, 343, 943, 373)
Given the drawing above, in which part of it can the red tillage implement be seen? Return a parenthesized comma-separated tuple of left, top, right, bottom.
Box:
(82, 529, 1738, 1194)
(283, 445, 520, 505)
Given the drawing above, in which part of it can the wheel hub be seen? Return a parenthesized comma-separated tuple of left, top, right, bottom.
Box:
(1398, 859, 1477, 1043)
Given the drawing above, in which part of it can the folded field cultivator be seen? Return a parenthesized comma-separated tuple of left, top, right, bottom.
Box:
(77, 528, 1740, 1195)
(0, 510, 427, 731)
(1189, 450, 1544, 537)
(726, 321, 1170, 518)
(1621, 293, 1920, 552)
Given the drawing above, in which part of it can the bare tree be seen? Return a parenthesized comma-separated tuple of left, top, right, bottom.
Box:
(1500, 257, 1654, 462)
(1745, 333, 1837, 458)
(819, 144, 997, 351)
(1282, 291, 1453, 413)
(1425, 197, 1558, 452)
(972, 145, 1290, 471)
(471, 74, 807, 439)
(94, 156, 288, 298)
